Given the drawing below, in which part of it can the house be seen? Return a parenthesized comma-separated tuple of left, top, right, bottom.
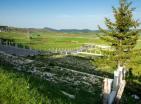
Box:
(0, 26, 9, 32)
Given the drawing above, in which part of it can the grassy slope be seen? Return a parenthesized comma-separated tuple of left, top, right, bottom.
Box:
(0, 31, 105, 50)
(0, 30, 141, 74)
(0, 30, 140, 50)
(0, 30, 141, 103)
(0, 65, 102, 104)
(0, 66, 72, 104)
(29, 31, 104, 50)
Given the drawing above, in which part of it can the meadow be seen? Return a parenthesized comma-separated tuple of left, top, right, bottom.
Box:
(0, 65, 72, 104)
(0, 30, 105, 50)
(0, 64, 103, 104)
(0, 29, 140, 50)
(0, 28, 141, 103)
(0, 29, 141, 75)
(0, 29, 141, 72)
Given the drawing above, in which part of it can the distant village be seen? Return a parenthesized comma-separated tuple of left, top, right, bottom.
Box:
(0, 26, 9, 32)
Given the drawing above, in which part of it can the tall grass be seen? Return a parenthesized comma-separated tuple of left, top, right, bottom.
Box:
(0, 66, 72, 104)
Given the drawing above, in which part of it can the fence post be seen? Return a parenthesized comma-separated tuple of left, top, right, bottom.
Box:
(65, 51, 67, 55)
(113, 71, 119, 91)
(103, 78, 108, 104)
(115, 80, 126, 104)
(5, 41, 8, 46)
(103, 78, 113, 104)
(118, 67, 123, 84)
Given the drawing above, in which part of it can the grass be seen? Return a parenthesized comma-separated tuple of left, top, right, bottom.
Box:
(0, 65, 103, 104)
(1, 31, 140, 50)
(0, 32, 29, 43)
(0, 30, 141, 77)
(0, 30, 141, 103)
(0, 31, 105, 50)
(0, 66, 72, 104)
(136, 39, 141, 49)
(28, 32, 104, 50)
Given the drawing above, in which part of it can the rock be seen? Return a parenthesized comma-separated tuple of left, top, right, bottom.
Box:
(61, 91, 75, 99)
(132, 94, 140, 100)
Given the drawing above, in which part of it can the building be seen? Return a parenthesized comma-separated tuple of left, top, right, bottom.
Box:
(0, 26, 9, 32)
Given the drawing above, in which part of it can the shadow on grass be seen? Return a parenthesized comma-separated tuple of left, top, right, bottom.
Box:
(121, 71, 141, 104)
(0, 64, 102, 104)
(25, 54, 141, 104)
(28, 55, 114, 78)
(121, 80, 141, 104)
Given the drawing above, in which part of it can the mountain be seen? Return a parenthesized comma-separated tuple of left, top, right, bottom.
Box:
(59, 29, 93, 33)
(43, 27, 99, 33)
(43, 27, 58, 32)
(7, 26, 100, 33)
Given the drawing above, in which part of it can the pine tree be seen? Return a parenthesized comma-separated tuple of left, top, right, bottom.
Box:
(97, 0, 140, 69)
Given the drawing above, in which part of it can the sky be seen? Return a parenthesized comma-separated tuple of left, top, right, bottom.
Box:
(0, 0, 141, 30)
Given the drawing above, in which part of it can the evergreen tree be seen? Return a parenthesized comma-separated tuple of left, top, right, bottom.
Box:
(97, 0, 140, 69)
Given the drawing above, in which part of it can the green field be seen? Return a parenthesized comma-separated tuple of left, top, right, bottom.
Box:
(0, 29, 141, 72)
(0, 30, 105, 50)
(0, 29, 141, 74)
(0, 65, 103, 104)
(0, 30, 141, 50)
(0, 29, 141, 103)
(0, 66, 72, 104)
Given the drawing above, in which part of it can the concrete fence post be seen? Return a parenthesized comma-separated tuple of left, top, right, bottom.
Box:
(118, 67, 123, 84)
(108, 79, 113, 94)
(103, 78, 113, 104)
(65, 51, 67, 55)
(113, 71, 119, 91)
(115, 80, 126, 104)
(5, 41, 7, 45)
(123, 69, 126, 79)
(103, 65, 126, 104)
(103, 78, 108, 104)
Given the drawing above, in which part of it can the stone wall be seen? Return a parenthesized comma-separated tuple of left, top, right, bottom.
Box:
(0, 44, 47, 57)
(0, 51, 103, 94)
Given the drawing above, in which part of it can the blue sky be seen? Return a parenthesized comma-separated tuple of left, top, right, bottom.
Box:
(0, 0, 141, 30)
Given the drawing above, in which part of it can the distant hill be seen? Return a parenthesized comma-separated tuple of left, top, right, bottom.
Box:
(5, 26, 100, 34)
(59, 29, 91, 33)
(44, 27, 99, 33)
(7, 26, 141, 35)
(43, 27, 58, 32)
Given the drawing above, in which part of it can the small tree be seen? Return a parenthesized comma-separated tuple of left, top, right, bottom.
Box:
(97, 0, 140, 70)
